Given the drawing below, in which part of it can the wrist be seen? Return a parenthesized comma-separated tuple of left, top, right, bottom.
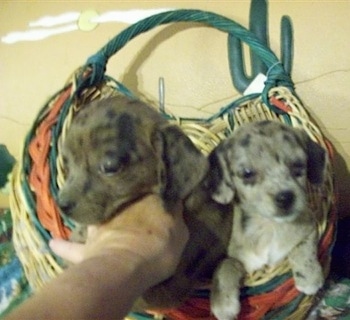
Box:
(71, 253, 151, 319)
(83, 248, 163, 291)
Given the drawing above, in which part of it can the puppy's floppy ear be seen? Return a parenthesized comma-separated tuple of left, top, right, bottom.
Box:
(205, 141, 235, 204)
(153, 125, 208, 206)
(306, 136, 326, 185)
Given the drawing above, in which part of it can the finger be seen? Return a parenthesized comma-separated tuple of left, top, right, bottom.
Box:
(49, 239, 85, 264)
(87, 225, 98, 238)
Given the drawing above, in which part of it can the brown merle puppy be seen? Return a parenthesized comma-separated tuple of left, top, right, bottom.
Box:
(57, 95, 233, 309)
(58, 96, 197, 222)
(207, 121, 326, 320)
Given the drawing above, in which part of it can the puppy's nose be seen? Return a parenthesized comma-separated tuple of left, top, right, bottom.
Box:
(275, 191, 295, 210)
(57, 199, 76, 215)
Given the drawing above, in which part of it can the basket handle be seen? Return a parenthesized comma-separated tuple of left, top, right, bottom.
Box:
(77, 9, 294, 109)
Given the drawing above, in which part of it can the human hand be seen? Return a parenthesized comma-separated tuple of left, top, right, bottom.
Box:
(6, 195, 188, 320)
(49, 226, 96, 264)
(50, 194, 189, 287)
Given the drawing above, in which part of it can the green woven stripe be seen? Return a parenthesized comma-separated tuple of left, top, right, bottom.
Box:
(100, 9, 280, 66)
(242, 271, 293, 297)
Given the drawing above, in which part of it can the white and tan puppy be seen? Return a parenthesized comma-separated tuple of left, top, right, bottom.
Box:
(208, 120, 326, 320)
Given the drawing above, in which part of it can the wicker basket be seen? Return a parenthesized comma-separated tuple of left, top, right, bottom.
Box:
(10, 9, 336, 320)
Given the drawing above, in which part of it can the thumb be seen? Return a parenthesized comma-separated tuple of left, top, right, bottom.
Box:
(49, 239, 85, 264)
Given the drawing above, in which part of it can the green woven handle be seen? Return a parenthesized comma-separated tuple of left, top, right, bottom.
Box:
(77, 9, 294, 112)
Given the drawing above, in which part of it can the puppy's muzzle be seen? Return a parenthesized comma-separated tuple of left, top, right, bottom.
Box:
(274, 190, 295, 211)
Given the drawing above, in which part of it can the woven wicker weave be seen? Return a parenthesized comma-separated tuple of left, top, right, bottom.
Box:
(10, 9, 336, 320)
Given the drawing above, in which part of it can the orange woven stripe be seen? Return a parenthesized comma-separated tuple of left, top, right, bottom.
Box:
(319, 138, 337, 266)
(238, 278, 297, 320)
(269, 96, 292, 113)
(161, 298, 215, 320)
(324, 139, 335, 160)
(28, 86, 72, 239)
(318, 204, 337, 269)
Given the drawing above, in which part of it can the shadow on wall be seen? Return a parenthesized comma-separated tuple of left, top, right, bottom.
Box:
(120, 23, 208, 102)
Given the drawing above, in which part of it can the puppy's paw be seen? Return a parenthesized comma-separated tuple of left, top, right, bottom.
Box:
(294, 264, 324, 295)
(210, 288, 240, 320)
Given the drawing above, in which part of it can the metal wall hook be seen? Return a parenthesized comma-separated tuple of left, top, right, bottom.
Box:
(158, 77, 165, 113)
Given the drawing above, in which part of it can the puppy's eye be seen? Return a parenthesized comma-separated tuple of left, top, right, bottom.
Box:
(239, 168, 257, 184)
(99, 158, 120, 176)
(242, 168, 256, 179)
(291, 161, 306, 178)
